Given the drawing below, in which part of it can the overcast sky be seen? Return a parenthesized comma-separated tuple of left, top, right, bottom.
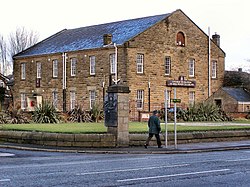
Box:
(1, 0, 249, 72)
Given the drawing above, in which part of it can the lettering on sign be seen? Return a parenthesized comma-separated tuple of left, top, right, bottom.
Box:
(166, 80, 196, 87)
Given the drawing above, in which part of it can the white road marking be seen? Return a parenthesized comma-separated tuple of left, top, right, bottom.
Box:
(76, 164, 189, 176)
(117, 169, 230, 182)
(226, 158, 250, 162)
(0, 153, 15, 157)
(0, 179, 11, 182)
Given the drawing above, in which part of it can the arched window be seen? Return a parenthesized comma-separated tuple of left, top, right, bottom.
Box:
(177, 32, 185, 46)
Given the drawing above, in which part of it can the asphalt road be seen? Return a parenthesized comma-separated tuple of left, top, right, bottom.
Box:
(0, 148, 250, 187)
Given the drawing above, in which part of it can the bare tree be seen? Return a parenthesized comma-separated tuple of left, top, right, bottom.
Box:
(0, 34, 7, 74)
(9, 26, 39, 58)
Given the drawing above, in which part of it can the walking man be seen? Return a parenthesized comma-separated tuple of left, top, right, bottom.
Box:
(144, 110, 162, 148)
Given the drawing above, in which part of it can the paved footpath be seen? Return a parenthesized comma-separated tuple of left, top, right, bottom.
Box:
(1, 140, 250, 154)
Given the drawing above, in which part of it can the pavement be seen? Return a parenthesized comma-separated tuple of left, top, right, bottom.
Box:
(1, 140, 250, 154)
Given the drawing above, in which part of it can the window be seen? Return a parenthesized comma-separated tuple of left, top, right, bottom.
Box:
(52, 59, 58, 78)
(137, 90, 144, 109)
(110, 54, 115, 74)
(37, 62, 41, 79)
(52, 91, 58, 109)
(90, 56, 96, 75)
(71, 58, 77, 76)
(90, 90, 96, 109)
(189, 91, 195, 106)
(177, 32, 185, 46)
(21, 93, 26, 109)
(70, 91, 76, 110)
(136, 54, 144, 74)
(212, 61, 217, 78)
(21, 63, 26, 80)
(189, 59, 195, 77)
(167, 90, 171, 108)
(165, 57, 171, 75)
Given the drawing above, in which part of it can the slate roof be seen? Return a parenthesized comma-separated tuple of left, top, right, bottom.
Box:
(14, 13, 170, 58)
(222, 87, 250, 102)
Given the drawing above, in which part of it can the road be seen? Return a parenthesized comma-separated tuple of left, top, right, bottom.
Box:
(0, 148, 250, 187)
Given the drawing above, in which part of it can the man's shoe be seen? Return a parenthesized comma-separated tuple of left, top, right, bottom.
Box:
(144, 144, 148, 149)
(158, 146, 163, 148)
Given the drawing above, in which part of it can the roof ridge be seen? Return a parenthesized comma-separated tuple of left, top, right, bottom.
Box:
(68, 13, 170, 31)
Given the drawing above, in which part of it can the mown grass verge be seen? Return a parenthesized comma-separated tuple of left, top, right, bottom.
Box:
(1, 122, 250, 134)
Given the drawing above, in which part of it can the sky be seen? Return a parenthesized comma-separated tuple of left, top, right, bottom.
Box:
(1, 0, 249, 72)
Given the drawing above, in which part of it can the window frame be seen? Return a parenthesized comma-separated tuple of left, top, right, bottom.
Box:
(165, 56, 171, 76)
(109, 53, 115, 74)
(177, 32, 185, 46)
(136, 90, 144, 109)
(212, 61, 217, 79)
(136, 54, 144, 74)
(189, 91, 195, 106)
(70, 58, 77, 76)
(52, 91, 58, 109)
(70, 91, 76, 110)
(89, 90, 96, 109)
(189, 58, 195, 77)
(52, 59, 58, 78)
(36, 61, 42, 79)
(21, 63, 26, 80)
(89, 56, 96, 75)
(21, 93, 26, 110)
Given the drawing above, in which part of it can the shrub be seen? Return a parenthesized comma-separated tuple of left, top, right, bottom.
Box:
(178, 102, 232, 122)
(90, 103, 104, 122)
(67, 105, 92, 123)
(32, 100, 60, 123)
(160, 102, 232, 122)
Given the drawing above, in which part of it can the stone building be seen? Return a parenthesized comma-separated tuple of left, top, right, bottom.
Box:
(13, 9, 225, 120)
(207, 87, 250, 113)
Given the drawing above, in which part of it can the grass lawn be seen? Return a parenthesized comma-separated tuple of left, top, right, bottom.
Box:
(1, 122, 250, 134)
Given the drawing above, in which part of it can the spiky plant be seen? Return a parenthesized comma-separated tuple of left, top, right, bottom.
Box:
(67, 105, 93, 122)
(32, 100, 60, 123)
(178, 102, 232, 122)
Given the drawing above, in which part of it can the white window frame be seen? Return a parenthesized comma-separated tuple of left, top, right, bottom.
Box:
(70, 58, 77, 76)
(90, 56, 96, 75)
(90, 90, 96, 109)
(165, 56, 171, 75)
(189, 91, 195, 105)
(21, 63, 26, 80)
(52, 91, 58, 109)
(189, 59, 195, 77)
(37, 62, 41, 79)
(167, 90, 171, 108)
(21, 93, 26, 109)
(70, 91, 76, 110)
(137, 90, 144, 109)
(212, 61, 217, 78)
(52, 59, 58, 78)
(136, 54, 144, 74)
(110, 53, 115, 74)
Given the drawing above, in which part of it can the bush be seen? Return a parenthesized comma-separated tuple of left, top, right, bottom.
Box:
(67, 105, 92, 123)
(160, 102, 232, 122)
(178, 102, 232, 122)
(90, 104, 104, 122)
(32, 100, 60, 123)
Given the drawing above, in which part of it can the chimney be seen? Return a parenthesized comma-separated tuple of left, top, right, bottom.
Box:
(212, 32, 220, 47)
(103, 34, 112, 45)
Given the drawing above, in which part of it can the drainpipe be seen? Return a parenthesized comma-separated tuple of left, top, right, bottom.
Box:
(148, 78, 150, 112)
(112, 43, 120, 84)
(208, 27, 211, 97)
(62, 52, 67, 112)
